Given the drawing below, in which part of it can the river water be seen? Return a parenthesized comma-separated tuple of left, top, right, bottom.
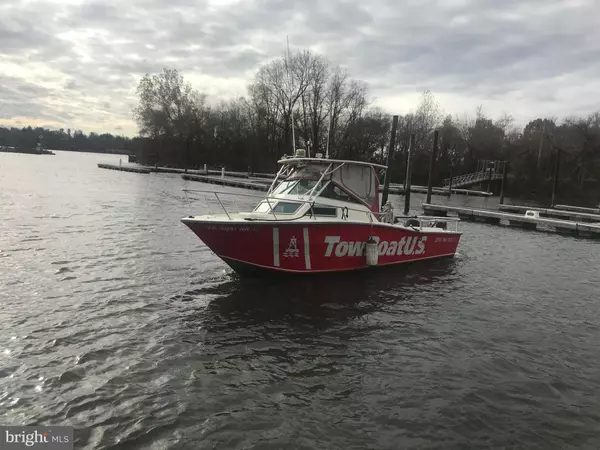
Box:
(1, 151, 600, 449)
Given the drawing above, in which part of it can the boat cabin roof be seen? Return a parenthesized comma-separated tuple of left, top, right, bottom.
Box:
(277, 157, 387, 170)
(272, 156, 383, 213)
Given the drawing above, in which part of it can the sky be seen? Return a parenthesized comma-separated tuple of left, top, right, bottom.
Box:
(0, 0, 599, 137)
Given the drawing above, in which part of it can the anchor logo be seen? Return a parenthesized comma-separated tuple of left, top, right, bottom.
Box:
(283, 236, 300, 258)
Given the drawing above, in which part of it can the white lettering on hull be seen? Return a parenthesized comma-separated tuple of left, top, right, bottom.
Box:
(325, 236, 428, 257)
(303, 227, 311, 270)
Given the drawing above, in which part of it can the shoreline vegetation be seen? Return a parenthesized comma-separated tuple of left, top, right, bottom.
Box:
(1, 48, 599, 205)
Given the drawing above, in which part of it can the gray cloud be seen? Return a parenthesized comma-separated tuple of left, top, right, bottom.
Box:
(0, 0, 599, 135)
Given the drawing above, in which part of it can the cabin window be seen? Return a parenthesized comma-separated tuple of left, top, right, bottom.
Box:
(318, 181, 362, 204)
(254, 201, 271, 213)
(253, 200, 301, 214)
(272, 201, 302, 214)
(311, 205, 337, 217)
(272, 180, 297, 196)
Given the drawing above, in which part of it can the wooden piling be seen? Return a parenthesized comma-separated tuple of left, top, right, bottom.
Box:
(426, 130, 439, 204)
(381, 115, 399, 206)
(499, 161, 508, 204)
(404, 134, 414, 215)
(551, 149, 561, 207)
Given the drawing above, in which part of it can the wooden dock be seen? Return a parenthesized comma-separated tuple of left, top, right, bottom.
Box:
(97, 163, 151, 174)
(422, 203, 600, 238)
(554, 204, 600, 215)
(382, 184, 492, 197)
(498, 204, 600, 223)
(98, 163, 278, 179)
(181, 174, 268, 191)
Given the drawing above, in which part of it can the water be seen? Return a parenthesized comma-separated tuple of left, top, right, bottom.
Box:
(1, 151, 600, 449)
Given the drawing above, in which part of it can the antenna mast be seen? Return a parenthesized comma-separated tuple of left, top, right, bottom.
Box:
(325, 109, 332, 159)
(286, 36, 296, 155)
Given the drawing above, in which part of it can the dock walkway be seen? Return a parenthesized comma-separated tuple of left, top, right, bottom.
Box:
(422, 203, 600, 238)
(383, 184, 491, 197)
(97, 163, 151, 174)
(554, 204, 600, 215)
(181, 174, 268, 191)
(98, 163, 495, 198)
(498, 204, 600, 223)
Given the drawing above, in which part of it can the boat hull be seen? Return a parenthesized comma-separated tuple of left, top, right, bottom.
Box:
(182, 219, 461, 275)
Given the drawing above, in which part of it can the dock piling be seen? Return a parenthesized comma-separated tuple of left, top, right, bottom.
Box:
(499, 162, 508, 204)
(426, 130, 439, 204)
(551, 149, 561, 207)
(381, 115, 399, 206)
(404, 134, 414, 215)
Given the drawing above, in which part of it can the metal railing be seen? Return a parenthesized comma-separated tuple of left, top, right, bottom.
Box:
(443, 171, 503, 188)
(182, 188, 383, 223)
(182, 188, 461, 232)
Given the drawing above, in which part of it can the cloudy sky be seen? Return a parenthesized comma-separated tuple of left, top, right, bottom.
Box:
(1, 0, 598, 137)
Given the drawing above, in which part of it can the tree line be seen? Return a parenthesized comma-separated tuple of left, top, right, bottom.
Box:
(132, 49, 600, 202)
(3, 47, 599, 203)
(0, 125, 134, 154)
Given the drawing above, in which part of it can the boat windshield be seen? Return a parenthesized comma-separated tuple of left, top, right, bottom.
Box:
(318, 181, 362, 204)
(272, 179, 322, 196)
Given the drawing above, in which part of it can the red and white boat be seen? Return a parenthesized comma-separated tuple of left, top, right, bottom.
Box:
(181, 151, 462, 276)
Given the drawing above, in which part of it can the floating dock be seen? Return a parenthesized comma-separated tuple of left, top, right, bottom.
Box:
(498, 204, 600, 224)
(98, 163, 278, 180)
(422, 203, 600, 238)
(97, 163, 151, 174)
(181, 174, 268, 191)
(385, 184, 449, 197)
(382, 184, 492, 197)
(554, 204, 600, 215)
(97, 163, 493, 198)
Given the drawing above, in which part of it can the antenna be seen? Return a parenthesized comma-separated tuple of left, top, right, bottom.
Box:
(325, 109, 332, 159)
(286, 36, 296, 154)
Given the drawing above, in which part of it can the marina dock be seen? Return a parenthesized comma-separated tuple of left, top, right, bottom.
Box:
(383, 184, 492, 197)
(554, 204, 600, 215)
(181, 174, 268, 191)
(98, 163, 277, 179)
(97, 162, 494, 198)
(422, 203, 600, 238)
(97, 163, 151, 174)
(498, 204, 600, 224)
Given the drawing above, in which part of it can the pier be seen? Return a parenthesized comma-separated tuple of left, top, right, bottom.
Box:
(97, 163, 151, 174)
(97, 163, 278, 179)
(422, 203, 600, 238)
(383, 184, 492, 197)
(554, 204, 600, 215)
(181, 174, 268, 191)
(498, 204, 600, 224)
(97, 162, 491, 198)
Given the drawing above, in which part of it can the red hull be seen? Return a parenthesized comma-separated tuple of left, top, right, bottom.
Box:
(183, 220, 461, 275)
